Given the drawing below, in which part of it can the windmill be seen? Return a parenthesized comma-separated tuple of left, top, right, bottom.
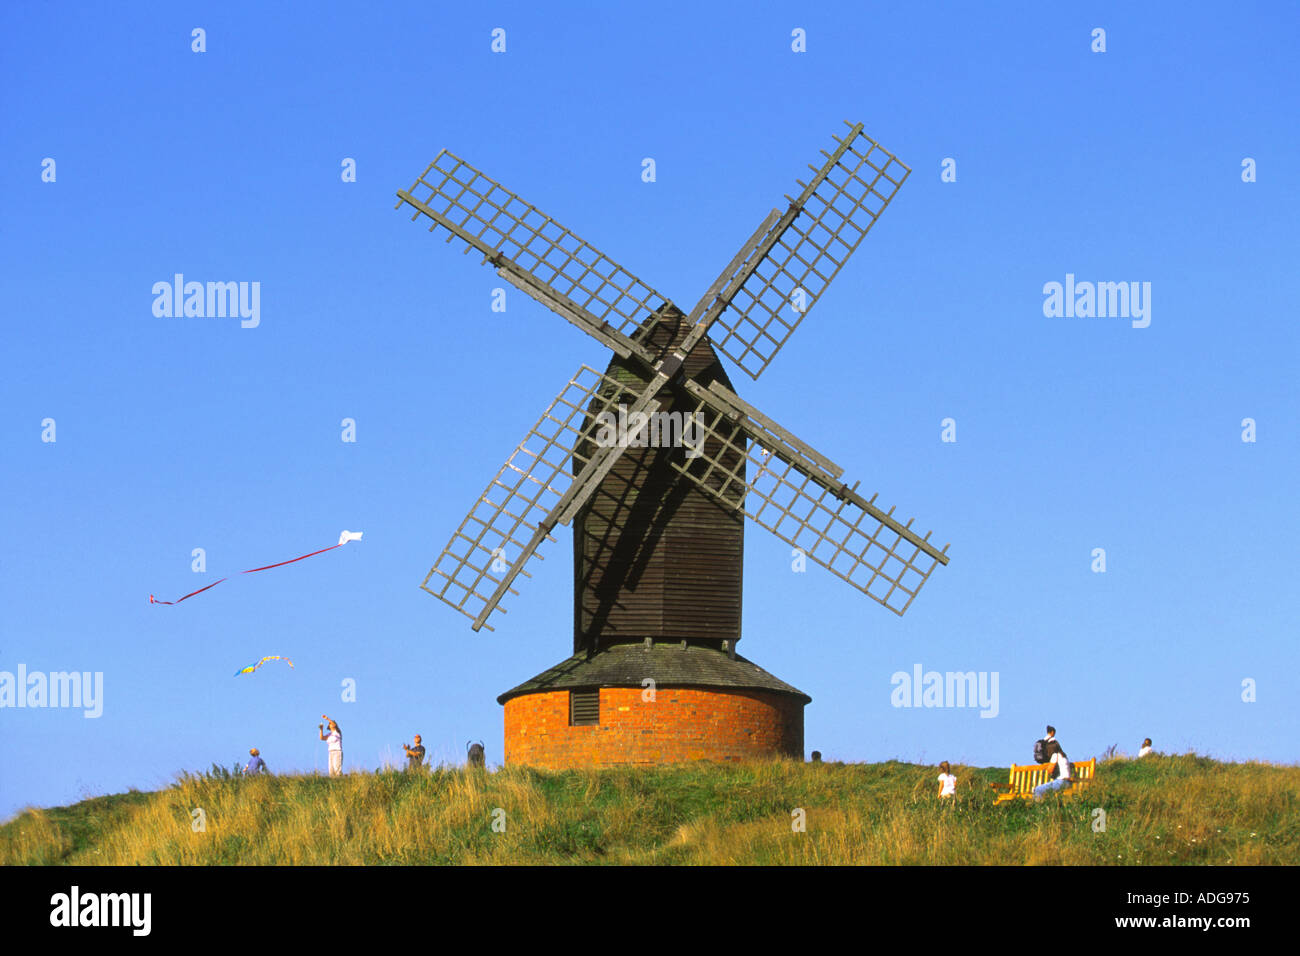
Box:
(396, 122, 949, 766)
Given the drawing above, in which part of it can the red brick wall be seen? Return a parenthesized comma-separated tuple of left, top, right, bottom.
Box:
(502, 686, 805, 767)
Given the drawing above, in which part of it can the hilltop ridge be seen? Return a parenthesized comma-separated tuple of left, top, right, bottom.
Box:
(3, 754, 1296, 865)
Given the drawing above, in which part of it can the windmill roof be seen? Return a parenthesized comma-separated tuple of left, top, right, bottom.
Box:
(496, 642, 811, 705)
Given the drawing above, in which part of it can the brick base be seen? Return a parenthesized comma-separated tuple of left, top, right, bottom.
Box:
(502, 686, 805, 767)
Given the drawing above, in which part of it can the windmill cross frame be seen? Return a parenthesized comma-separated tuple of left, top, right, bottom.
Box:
(397, 121, 950, 632)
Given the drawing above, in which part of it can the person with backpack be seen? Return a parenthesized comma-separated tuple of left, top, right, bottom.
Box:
(1033, 725, 1057, 765)
(1033, 737, 1072, 800)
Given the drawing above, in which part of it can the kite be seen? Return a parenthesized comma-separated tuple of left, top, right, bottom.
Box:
(150, 530, 363, 605)
(234, 656, 295, 677)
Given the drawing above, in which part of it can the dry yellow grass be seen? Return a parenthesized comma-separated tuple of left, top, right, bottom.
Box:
(3, 754, 1295, 865)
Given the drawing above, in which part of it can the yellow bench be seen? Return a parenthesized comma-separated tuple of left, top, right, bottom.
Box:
(991, 757, 1096, 804)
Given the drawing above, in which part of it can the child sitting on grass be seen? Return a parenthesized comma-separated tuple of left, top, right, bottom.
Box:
(937, 761, 957, 798)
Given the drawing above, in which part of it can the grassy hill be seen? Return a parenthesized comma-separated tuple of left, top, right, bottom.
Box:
(3, 754, 1297, 865)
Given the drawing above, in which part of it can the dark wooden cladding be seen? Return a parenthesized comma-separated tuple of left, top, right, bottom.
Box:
(573, 309, 745, 654)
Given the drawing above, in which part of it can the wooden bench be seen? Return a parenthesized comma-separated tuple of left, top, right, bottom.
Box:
(991, 757, 1096, 804)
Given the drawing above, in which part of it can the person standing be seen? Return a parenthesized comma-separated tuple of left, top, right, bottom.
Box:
(1138, 738, 1153, 758)
(319, 715, 343, 776)
(403, 735, 426, 771)
(243, 747, 268, 775)
(937, 761, 957, 798)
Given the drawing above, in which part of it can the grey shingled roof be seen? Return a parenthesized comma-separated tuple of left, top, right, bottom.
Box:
(497, 642, 811, 705)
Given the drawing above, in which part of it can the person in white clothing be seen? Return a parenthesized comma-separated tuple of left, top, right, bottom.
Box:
(1137, 738, 1153, 758)
(936, 761, 957, 798)
(319, 714, 343, 776)
(1033, 739, 1072, 800)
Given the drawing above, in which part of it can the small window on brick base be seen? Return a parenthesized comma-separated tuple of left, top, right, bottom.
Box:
(570, 689, 599, 726)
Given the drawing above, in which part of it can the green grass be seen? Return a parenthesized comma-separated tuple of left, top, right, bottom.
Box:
(3, 754, 1296, 865)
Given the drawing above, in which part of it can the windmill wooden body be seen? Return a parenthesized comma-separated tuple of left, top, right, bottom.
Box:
(396, 123, 949, 766)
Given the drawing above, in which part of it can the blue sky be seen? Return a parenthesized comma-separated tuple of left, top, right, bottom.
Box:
(2, 1, 1297, 821)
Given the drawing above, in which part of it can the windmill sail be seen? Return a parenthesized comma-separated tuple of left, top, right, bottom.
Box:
(708, 123, 911, 380)
(397, 151, 676, 362)
(405, 123, 949, 632)
(422, 365, 649, 631)
(671, 379, 948, 616)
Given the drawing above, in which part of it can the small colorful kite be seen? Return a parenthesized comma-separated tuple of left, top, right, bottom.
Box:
(150, 530, 363, 606)
(234, 656, 295, 677)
